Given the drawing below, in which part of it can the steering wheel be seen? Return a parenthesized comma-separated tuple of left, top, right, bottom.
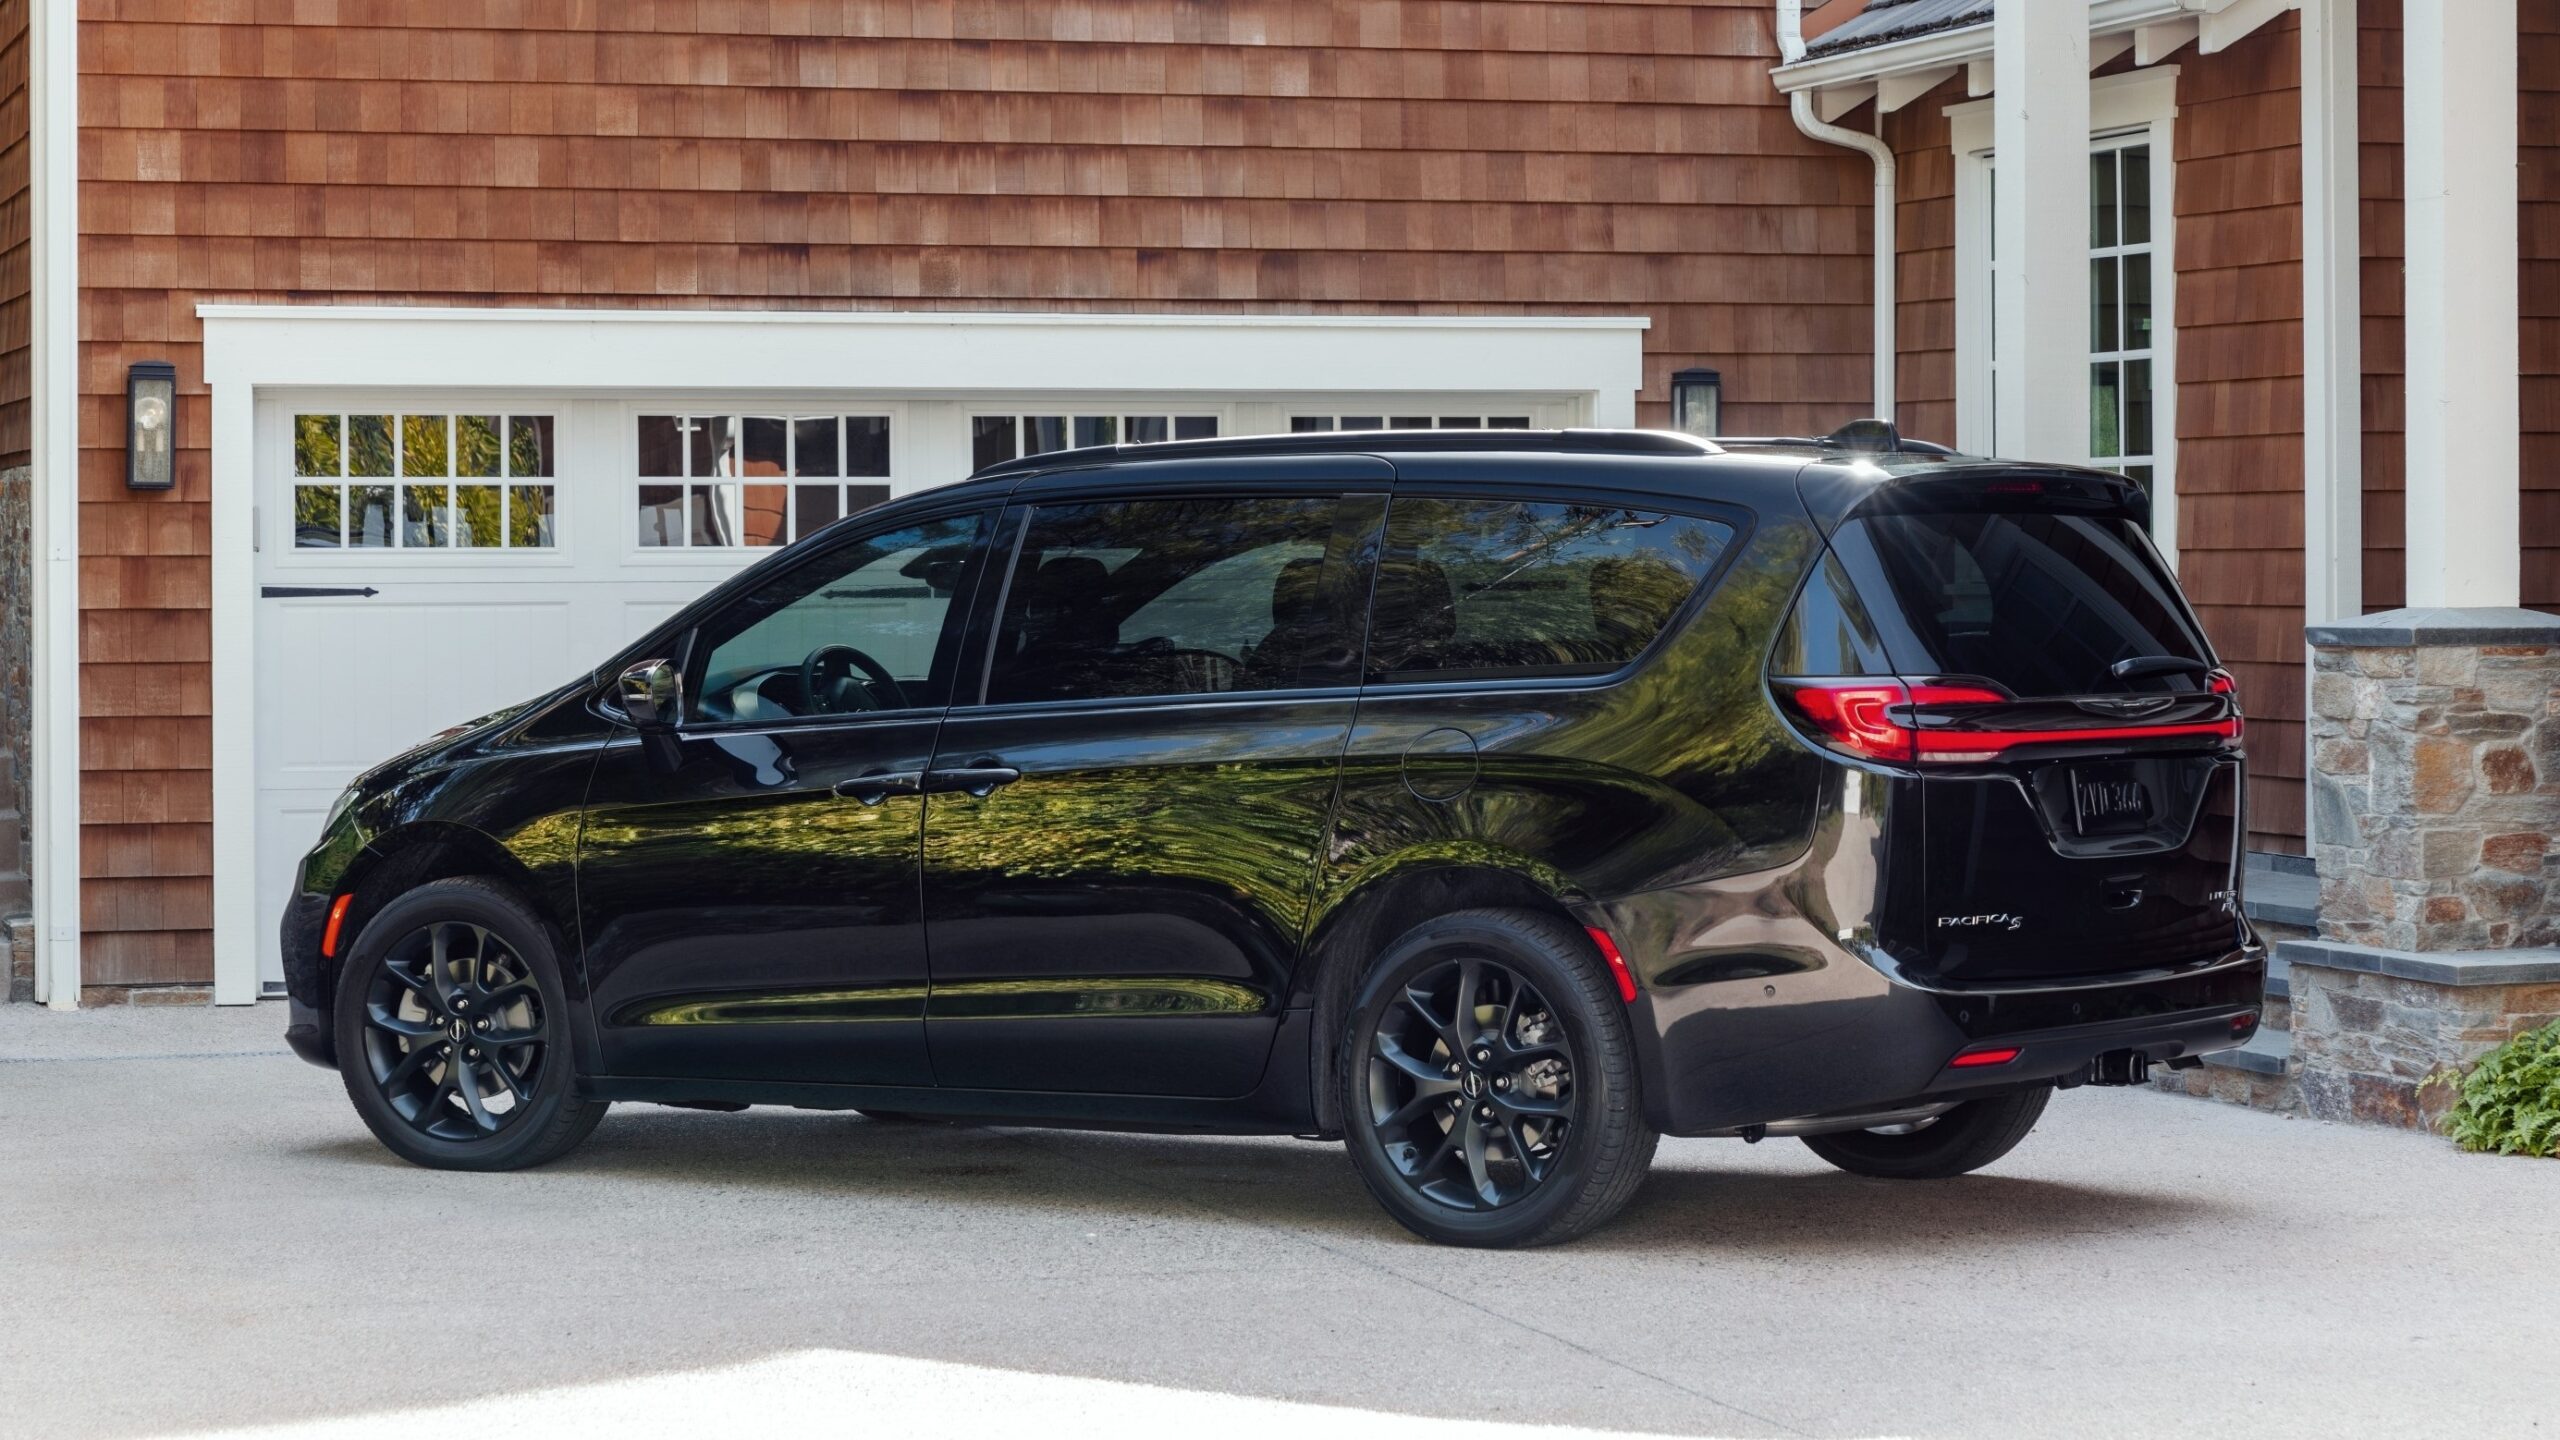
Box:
(1153, 647, 1242, 695)
(799, 644, 908, 716)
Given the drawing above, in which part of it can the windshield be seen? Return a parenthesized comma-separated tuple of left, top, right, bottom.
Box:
(1833, 511, 2211, 697)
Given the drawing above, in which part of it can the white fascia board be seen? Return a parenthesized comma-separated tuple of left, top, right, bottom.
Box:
(1773, 0, 2262, 91)
(196, 308, 1648, 404)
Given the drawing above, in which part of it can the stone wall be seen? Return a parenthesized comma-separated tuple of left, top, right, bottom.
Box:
(0, 462, 28, 908)
(2293, 609, 2560, 1130)
(2290, 942, 2560, 1128)
(2306, 622, 2560, 951)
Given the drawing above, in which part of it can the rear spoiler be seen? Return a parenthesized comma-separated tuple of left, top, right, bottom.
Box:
(1794, 460, 2150, 538)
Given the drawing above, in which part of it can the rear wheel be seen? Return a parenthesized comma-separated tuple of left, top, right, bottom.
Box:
(333, 878, 607, 1172)
(1340, 909, 1656, 1248)
(1799, 1088, 2049, 1179)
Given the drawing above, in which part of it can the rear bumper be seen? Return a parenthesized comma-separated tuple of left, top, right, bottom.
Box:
(1635, 942, 2265, 1136)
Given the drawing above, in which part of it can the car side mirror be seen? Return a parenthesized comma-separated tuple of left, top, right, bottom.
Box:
(616, 659, 682, 731)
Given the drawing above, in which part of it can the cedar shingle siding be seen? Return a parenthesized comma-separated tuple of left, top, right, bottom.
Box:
(74, 0, 1880, 984)
(2174, 16, 2308, 854)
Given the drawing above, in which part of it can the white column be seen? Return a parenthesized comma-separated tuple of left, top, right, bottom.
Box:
(29, 0, 80, 1008)
(2301, 0, 2363, 625)
(1992, 0, 2091, 462)
(2402, 0, 2520, 609)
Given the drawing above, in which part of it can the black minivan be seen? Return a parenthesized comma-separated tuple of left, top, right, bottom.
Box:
(282, 425, 2263, 1247)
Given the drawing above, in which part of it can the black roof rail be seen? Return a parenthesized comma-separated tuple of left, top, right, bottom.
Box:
(968, 427, 1721, 481)
(1716, 419, 1958, 458)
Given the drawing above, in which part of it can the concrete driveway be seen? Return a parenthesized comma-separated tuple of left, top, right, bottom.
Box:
(2, 1004, 2553, 1440)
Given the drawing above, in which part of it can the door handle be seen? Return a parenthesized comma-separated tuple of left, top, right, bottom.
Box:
(833, 770, 923, 806)
(922, 763, 1022, 798)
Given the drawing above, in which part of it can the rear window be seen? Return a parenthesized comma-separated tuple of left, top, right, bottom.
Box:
(1832, 511, 2209, 697)
(1367, 498, 1733, 682)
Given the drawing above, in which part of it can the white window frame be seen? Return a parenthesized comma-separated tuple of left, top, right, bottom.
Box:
(276, 406, 568, 559)
(1951, 67, 2181, 571)
(621, 405, 910, 555)
(961, 404, 1232, 471)
(611, 399, 917, 565)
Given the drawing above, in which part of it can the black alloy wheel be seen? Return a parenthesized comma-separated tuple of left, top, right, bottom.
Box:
(360, 921, 548, 1140)
(334, 878, 607, 1171)
(1366, 955, 1575, 1211)
(1342, 909, 1657, 1248)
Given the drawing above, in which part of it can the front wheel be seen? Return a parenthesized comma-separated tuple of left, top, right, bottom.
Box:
(1340, 909, 1657, 1248)
(1799, 1088, 2049, 1179)
(333, 877, 607, 1171)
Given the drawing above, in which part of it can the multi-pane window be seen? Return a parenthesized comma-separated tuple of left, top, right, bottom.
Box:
(969, 413, 1219, 473)
(1291, 414, 1533, 432)
(1983, 140, 2161, 502)
(293, 413, 556, 550)
(2087, 138, 2157, 492)
(637, 414, 893, 548)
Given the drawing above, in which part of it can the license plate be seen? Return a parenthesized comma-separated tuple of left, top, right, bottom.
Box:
(2070, 764, 2152, 835)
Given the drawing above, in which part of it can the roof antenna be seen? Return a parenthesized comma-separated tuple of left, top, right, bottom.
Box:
(1825, 418, 1903, 454)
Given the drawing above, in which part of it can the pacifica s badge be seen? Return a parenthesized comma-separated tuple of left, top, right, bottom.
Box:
(1937, 913, 2026, 932)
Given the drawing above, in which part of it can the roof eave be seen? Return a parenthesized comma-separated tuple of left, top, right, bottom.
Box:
(1770, 0, 2209, 92)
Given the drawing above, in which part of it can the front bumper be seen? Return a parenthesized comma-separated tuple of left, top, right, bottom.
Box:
(1638, 943, 2266, 1135)
(279, 890, 339, 1069)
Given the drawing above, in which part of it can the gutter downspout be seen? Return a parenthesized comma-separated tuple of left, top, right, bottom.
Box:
(1777, 0, 1897, 423)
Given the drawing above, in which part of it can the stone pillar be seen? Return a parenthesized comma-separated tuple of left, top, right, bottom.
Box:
(2294, 608, 2560, 1126)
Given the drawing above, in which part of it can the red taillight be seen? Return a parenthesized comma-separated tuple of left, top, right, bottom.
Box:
(1776, 679, 2242, 765)
(1948, 1046, 2022, 1069)
(321, 894, 353, 958)
(1586, 927, 1639, 1004)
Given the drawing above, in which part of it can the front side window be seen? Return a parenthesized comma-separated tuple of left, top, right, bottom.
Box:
(638, 414, 894, 548)
(294, 412, 556, 550)
(1367, 498, 1733, 682)
(985, 496, 1367, 704)
(687, 512, 986, 723)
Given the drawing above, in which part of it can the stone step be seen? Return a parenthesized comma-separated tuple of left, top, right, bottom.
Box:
(2204, 1026, 2292, 1077)
(2244, 853, 2320, 931)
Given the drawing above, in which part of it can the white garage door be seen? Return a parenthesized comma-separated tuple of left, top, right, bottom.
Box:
(251, 400, 925, 991)
(251, 392, 1562, 991)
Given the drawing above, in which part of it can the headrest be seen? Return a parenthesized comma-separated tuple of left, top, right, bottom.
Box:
(1270, 557, 1327, 626)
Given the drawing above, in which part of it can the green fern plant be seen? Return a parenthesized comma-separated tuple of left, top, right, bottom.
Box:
(2423, 1018, 2560, 1157)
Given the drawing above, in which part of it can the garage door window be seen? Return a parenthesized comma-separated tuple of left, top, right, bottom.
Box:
(969, 413, 1219, 472)
(638, 414, 894, 548)
(294, 413, 556, 549)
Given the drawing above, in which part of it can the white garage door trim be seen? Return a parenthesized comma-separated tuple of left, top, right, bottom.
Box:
(200, 306, 1649, 1004)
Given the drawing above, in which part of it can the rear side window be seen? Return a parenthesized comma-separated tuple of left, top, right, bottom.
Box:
(1836, 511, 2209, 697)
(1367, 498, 1733, 683)
(985, 495, 1371, 704)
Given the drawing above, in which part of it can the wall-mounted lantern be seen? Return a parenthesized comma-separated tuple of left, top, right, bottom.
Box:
(126, 360, 178, 492)
(1670, 367, 1722, 439)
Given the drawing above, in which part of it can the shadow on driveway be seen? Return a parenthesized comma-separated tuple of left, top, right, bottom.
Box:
(298, 1104, 2229, 1254)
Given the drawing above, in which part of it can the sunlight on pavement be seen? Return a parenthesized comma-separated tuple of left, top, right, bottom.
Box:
(172, 1349, 1826, 1439)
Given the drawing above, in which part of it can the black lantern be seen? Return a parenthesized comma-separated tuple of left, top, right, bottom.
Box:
(1670, 367, 1721, 439)
(126, 360, 178, 492)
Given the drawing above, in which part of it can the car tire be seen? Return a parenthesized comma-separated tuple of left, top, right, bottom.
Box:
(1339, 908, 1657, 1248)
(333, 877, 607, 1172)
(1798, 1087, 2050, 1179)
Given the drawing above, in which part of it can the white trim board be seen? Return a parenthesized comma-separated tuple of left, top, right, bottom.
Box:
(28, 0, 78, 1007)
(199, 305, 1647, 1003)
